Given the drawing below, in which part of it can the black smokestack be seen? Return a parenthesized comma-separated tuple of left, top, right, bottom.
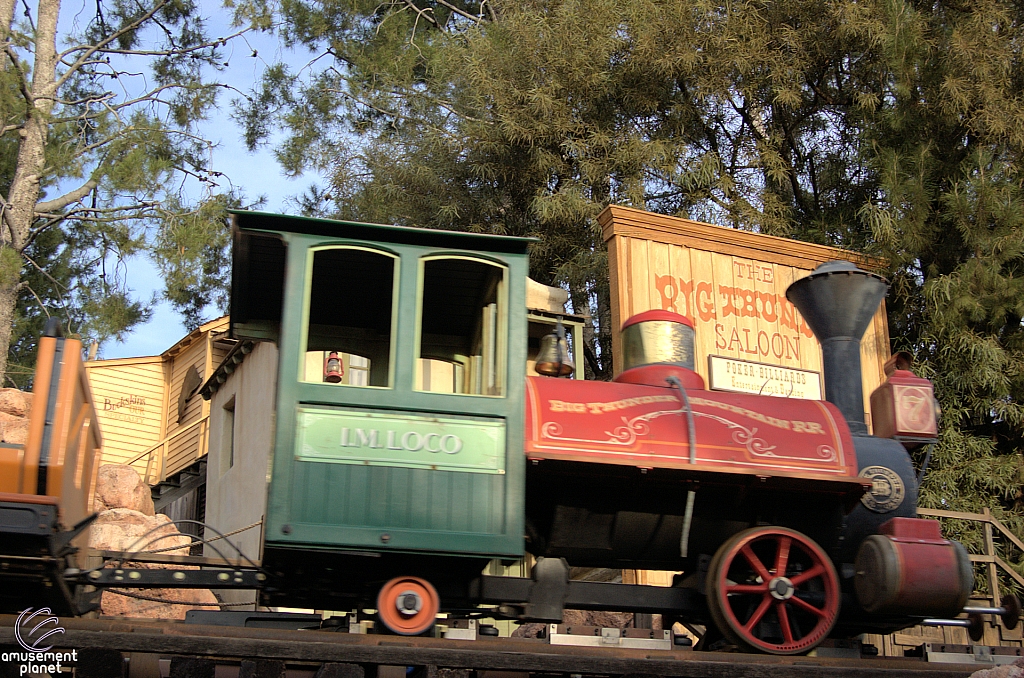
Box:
(786, 261, 888, 435)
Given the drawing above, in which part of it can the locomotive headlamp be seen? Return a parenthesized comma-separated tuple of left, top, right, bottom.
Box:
(535, 318, 574, 377)
(870, 354, 939, 449)
(324, 352, 343, 383)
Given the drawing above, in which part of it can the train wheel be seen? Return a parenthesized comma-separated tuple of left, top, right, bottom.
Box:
(376, 576, 440, 635)
(706, 527, 840, 654)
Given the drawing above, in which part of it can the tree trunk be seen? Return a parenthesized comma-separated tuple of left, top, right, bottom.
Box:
(0, 0, 17, 61)
(0, 0, 61, 383)
(0, 281, 17, 384)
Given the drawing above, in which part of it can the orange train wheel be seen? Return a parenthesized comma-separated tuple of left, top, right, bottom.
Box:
(376, 576, 440, 635)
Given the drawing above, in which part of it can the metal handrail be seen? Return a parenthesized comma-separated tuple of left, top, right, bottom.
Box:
(918, 507, 1024, 596)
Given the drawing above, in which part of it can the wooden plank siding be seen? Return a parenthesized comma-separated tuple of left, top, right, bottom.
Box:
(161, 317, 229, 478)
(164, 338, 208, 474)
(83, 357, 165, 474)
(85, 316, 230, 482)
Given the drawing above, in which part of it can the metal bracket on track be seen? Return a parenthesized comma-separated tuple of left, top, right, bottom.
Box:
(547, 625, 674, 650)
(924, 643, 1024, 665)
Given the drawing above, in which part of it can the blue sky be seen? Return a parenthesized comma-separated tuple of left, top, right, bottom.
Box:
(102, 24, 320, 358)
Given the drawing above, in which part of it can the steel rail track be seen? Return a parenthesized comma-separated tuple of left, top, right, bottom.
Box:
(0, 616, 981, 678)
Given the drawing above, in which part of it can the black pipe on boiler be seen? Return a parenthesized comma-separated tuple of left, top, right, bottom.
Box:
(785, 261, 888, 436)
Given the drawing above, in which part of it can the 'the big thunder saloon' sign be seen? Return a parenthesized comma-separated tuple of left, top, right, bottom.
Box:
(600, 205, 890, 427)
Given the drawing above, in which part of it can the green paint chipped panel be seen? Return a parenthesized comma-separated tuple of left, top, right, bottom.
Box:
(291, 463, 506, 533)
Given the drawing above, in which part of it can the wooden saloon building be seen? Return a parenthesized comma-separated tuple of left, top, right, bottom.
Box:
(84, 316, 233, 522)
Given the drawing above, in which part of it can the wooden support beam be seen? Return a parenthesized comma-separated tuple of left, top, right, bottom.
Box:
(984, 508, 1000, 604)
(917, 508, 991, 522)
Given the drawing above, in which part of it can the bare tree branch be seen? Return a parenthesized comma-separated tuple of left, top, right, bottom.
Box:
(435, 0, 482, 25)
(35, 178, 97, 212)
(399, 0, 440, 30)
(4, 45, 32, 104)
(21, 250, 73, 318)
(55, 0, 174, 88)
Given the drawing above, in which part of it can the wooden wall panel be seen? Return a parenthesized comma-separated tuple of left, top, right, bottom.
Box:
(162, 319, 229, 477)
(85, 358, 165, 472)
(600, 205, 890, 425)
(86, 317, 229, 483)
(167, 341, 206, 431)
(628, 237, 652, 317)
(685, 248, 715, 381)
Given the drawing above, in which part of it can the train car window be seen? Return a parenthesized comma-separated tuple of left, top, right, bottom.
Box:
(418, 358, 463, 393)
(417, 257, 506, 396)
(302, 247, 396, 387)
(231, 230, 285, 341)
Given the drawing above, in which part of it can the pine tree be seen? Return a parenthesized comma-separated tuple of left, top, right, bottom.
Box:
(0, 0, 263, 383)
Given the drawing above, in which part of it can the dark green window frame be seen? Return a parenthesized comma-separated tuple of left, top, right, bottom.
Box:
(298, 244, 400, 390)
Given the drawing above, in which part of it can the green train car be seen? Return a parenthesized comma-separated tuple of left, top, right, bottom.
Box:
(223, 211, 536, 630)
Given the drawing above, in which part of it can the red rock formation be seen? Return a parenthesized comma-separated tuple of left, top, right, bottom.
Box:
(0, 388, 31, 444)
(93, 464, 155, 516)
(89, 464, 219, 619)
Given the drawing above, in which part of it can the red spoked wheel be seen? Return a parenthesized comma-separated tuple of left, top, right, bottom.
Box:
(706, 527, 840, 654)
(376, 576, 440, 635)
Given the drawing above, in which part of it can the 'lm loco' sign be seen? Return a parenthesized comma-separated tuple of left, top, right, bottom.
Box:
(295, 407, 506, 474)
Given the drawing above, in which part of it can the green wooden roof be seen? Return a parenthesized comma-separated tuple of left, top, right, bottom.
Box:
(230, 210, 537, 254)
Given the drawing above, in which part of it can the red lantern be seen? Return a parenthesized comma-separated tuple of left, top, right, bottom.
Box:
(324, 352, 343, 383)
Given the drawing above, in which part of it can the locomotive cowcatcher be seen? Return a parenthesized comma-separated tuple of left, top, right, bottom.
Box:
(211, 211, 972, 654)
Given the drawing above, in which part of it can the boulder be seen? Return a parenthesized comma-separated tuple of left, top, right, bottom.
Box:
(511, 611, 640, 639)
(88, 465, 219, 620)
(563, 609, 635, 629)
(0, 411, 29, 445)
(511, 623, 547, 639)
(971, 658, 1024, 677)
(89, 509, 191, 554)
(0, 388, 31, 444)
(88, 510, 220, 620)
(94, 464, 155, 516)
(0, 388, 31, 417)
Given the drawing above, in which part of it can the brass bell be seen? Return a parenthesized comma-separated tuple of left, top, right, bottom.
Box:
(535, 320, 574, 377)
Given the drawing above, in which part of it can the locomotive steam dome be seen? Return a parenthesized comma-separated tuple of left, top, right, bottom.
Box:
(617, 310, 704, 388)
(621, 310, 695, 371)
